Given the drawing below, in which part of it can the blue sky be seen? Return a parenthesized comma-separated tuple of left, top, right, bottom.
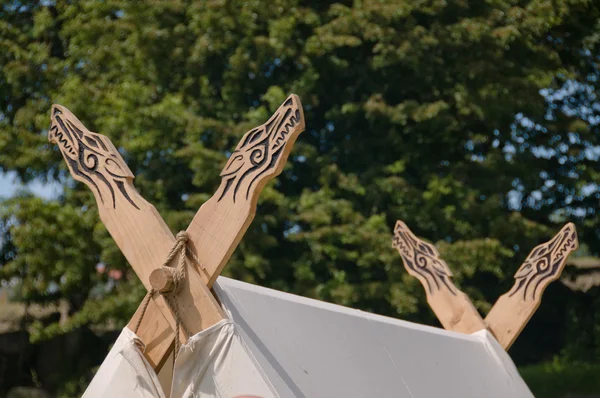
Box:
(0, 171, 61, 199)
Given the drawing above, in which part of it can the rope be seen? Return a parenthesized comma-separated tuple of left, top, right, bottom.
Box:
(133, 231, 202, 366)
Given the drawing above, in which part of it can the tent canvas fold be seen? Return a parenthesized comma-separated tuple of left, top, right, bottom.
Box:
(83, 319, 275, 398)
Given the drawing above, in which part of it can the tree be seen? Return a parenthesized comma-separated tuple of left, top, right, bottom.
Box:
(1, 0, 599, 395)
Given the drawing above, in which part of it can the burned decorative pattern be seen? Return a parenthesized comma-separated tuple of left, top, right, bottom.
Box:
(48, 106, 139, 210)
(218, 97, 303, 203)
(392, 220, 457, 295)
(508, 223, 578, 301)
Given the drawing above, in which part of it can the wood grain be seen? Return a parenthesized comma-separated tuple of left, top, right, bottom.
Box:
(485, 223, 578, 349)
(157, 94, 304, 367)
(187, 94, 305, 287)
(392, 220, 487, 334)
(150, 268, 175, 293)
(49, 105, 225, 368)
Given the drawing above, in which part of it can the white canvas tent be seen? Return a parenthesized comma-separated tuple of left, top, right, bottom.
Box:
(83, 276, 534, 398)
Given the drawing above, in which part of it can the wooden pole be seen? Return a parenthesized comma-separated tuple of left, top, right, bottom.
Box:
(392, 220, 487, 334)
(129, 94, 305, 368)
(150, 268, 175, 293)
(185, 94, 305, 287)
(485, 223, 578, 350)
(49, 105, 224, 367)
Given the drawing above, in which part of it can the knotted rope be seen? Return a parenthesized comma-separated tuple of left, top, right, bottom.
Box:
(133, 231, 203, 365)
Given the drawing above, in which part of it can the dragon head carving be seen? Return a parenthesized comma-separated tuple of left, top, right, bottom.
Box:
(49, 105, 139, 210)
(217, 94, 304, 203)
(392, 220, 457, 295)
(509, 223, 578, 301)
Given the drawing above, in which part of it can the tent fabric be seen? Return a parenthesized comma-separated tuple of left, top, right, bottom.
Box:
(214, 276, 535, 398)
(84, 276, 534, 398)
(170, 319, 276, 398)
(83, 319, 276, 398)
(83, 327, 163, 398)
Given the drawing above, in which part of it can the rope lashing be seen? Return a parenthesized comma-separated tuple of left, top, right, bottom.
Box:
(133, 231, 203, 364)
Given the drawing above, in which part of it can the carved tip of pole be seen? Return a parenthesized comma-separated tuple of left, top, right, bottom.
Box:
(48, 104, 71, 144)
(564, 222, 579, 249)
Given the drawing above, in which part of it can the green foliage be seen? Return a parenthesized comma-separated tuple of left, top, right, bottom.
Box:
(0, 194, 100, 308)
(521, 360, 600, 398)
(1, 0, 599, 394)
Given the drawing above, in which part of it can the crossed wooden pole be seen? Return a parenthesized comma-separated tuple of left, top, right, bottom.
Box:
(392, 220, 579, 349)
(48, 95, 305, 369)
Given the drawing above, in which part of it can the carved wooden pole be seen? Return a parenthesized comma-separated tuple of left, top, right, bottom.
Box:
(392, 220, 487, 334)
(49, 105, 225, 367)
(186, 94, 305, 287)
(485, 223, 578, 350)
(392, 220, 579, 350)
(49, 95, 305, 369)
(130, 94, 305, 368)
